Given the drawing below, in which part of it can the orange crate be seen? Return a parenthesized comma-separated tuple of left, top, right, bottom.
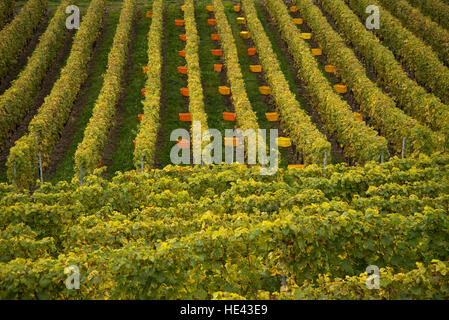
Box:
(212, 49, 223, 56)
(178, 66, 188, 75)
(141, 88, 146, 96)
(248, 47, 256, 56)
(180, 5, 184, 11)
(334, 84, 347, 94)
(138, 114, 144, 122)
(177, 139, 190, 149)
(290, 6, 298, 12)
(142, 66, 148, 74)
(178, 50, 186, 58)
(240, 31, 250, 39)
(180, 88, 189, 97)
(223, 112, 236, 121)
(179, 34, 186, 41)
(266, 112, 279, 122)
(211, 33, 220, 40)
(325, 65, 336, 73)
(312, 48, 322, 56)
(214, 64, 222, 72)
(259, 86, 271, 95)
(234, 5, 241, 12)
(175, 20, 185, 26)
(301, 33, 312, 39)
(179, 113, 192, 121)
(219, 86, 231, 95)
(250, 65, 262, 73)
(293, 18, 303, 25)
(146, 11, 152, 18)
(208, 19, 216, 26)
(133, 140, 137, 147)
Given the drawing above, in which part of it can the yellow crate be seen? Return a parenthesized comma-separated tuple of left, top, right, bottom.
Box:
(290, 6, 298, 12)
(180, 5, 184, 11)
(259, 86, 271, 95)
(277, 137, 292, 148)
(301, 33, 312, 39)
(206, 5, 214, 12)
(293, 18, 303, 25)
(288, 164, 305, 169)
(250, 65, 262, 73)
(266, 112, 279, 122)
(240, 31, 250, 39)
(237, 17, 246, 24)
(219, 86, 231, 95)
(325, 65, 336, 73)
(312, 48, 322, 56)
(334, 84, 347, 94)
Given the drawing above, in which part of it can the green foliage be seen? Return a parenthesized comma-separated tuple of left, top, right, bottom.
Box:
(75, 0, 137, 176)
(0, 1, 69, 150)
(0, 0, 15, 30)
(292, 0, 441, 155)
(0, 0, 47, 79)
(0, 154, 448, 299)
(261, 0, 389, 164)
(133, 0, 163, 169)
(319, 0, 449, 147)
(6, 0, 106, 190)
(236, 0, 331, 164)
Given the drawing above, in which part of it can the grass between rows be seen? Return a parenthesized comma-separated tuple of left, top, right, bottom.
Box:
(105, 6, 152, 178)
(225, 2, 291, 168)
(156, 4, 190, 168)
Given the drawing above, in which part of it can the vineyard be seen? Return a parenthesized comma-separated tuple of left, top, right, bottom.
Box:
(0, 0, 449, 300)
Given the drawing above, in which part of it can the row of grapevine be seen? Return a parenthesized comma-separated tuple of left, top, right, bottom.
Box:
(6, 0, 107, 190)
(0, 1, 69, 150)
(346, 0, 449, 105)
(1, 154, 447, 233)
(133, 0, 164, 170)
(259, 260, 449, 300)
(318, 0, 449, 141)
(1, 183, 448, 298)
(0, 0, 47, 80)
(184, 0, 209, 145)
(405, 0, 449, 31)
(74, 0, 137, 177)
(0, 0, 15, 30)
(290, 0, 441, 156)
(237, 0, 330, 164)
(377, 0, 449, 66)
(261, 0, 389, 164)
(212, 0, 259, 133)
(212, 0, 270, 161)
